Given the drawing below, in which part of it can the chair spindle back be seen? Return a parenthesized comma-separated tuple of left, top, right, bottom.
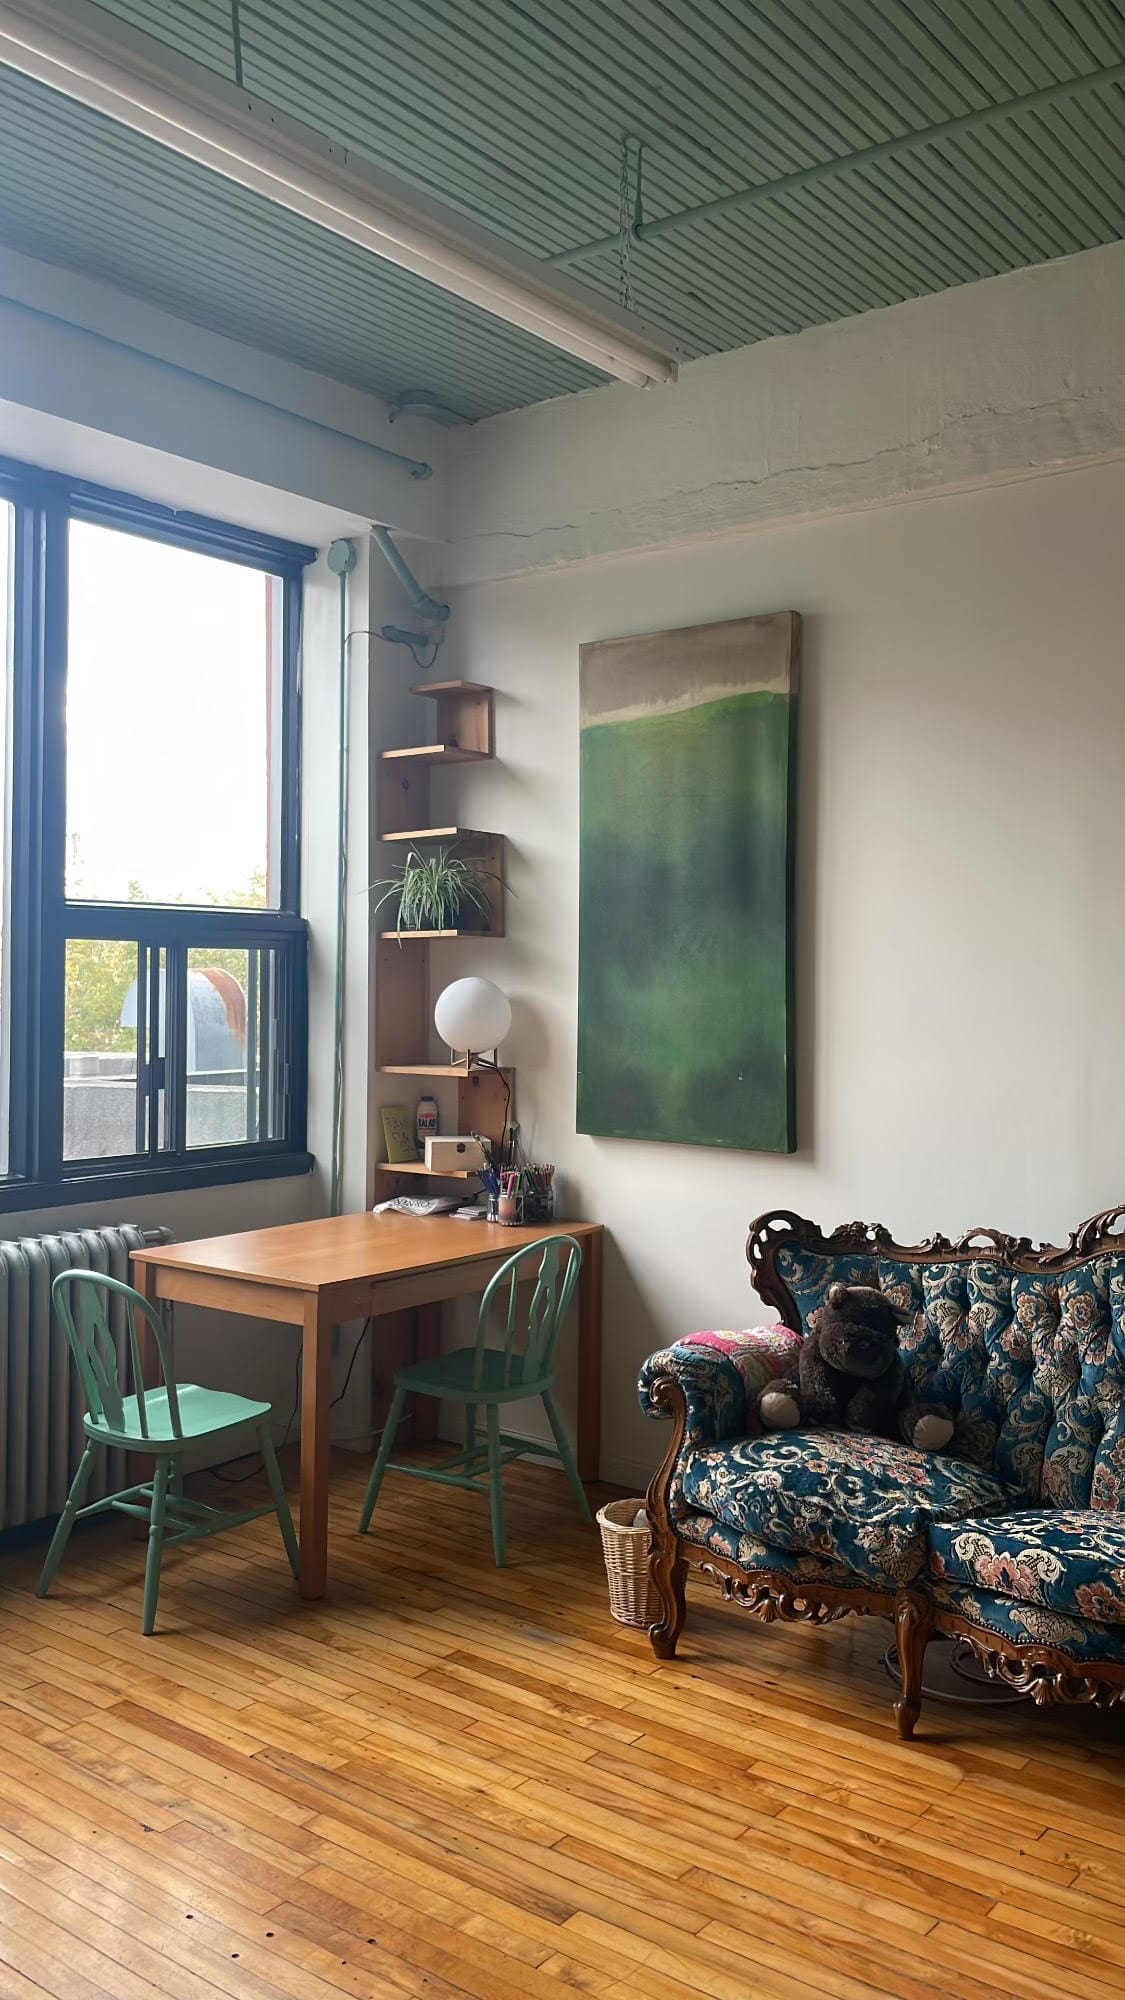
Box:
(475, 1236, 582, 1391)
(51, 1269, 181, 1439)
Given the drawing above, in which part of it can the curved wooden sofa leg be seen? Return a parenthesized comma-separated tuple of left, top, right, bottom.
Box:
(649, 1537, 687, 1659)
(644, 1373, 690, 1661)
(894, 1592, 930, 1740)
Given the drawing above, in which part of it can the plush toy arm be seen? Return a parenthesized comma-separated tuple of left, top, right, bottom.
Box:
(898, 1394, 956, 1453)
(639, 1327, 802, 1447)
(758, 1378, 801, 1430)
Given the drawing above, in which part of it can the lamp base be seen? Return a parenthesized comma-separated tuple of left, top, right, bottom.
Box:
(448, 1048, 497, 1073)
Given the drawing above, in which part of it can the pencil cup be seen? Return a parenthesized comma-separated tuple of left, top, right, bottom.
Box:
(487, 1192, 524, 1225)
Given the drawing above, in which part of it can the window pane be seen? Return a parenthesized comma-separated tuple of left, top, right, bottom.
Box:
(0, 500, 12, 1174)
(186, 946, 280, 1148)
(64, 938, 142, 1160)
(66, 523, 282, 907)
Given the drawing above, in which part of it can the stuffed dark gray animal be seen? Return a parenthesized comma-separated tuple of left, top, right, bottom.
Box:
(758, 1281, 955, 1452)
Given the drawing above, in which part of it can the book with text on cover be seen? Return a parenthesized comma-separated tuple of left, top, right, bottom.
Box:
(380, 1104, 417, 1164)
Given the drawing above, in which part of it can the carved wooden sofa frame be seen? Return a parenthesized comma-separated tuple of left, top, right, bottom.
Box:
(645, 1204, 1125, 1737)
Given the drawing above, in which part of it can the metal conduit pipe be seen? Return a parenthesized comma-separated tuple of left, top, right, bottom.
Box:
(370, 524, 450, 624)
(547, 60, 1125, 270)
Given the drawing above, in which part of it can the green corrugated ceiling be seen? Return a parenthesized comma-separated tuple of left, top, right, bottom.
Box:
(1, 1, 1123, 420)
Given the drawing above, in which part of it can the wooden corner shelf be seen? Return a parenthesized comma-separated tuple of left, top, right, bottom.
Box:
(373, 832, 505, 939)
(413, 680, 492, 696)
(379, 1064, 514, 1079)
(380, 825, 492, 844)
(378, 683, 494, 835)
(373, 1159, 477, 1180)
(381, 680, 493, 762)
(380, 743, 489, 765)
(374, 677, 511, 1159)
(377, 928, 497, 942)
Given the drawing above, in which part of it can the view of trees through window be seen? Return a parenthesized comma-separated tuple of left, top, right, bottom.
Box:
(64, 873, 267, 1055)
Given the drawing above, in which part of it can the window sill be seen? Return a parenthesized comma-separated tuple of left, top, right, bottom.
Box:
(0, 1152, 315, 1215)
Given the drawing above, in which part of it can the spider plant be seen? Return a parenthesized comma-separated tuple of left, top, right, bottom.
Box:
(369, 845, 502, 938)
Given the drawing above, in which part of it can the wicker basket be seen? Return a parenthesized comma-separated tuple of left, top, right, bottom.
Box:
(597, 1497, 658, 1629)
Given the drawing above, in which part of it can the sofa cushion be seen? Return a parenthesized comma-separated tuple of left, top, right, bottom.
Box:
(929, 1510, 1125, 1626)
(773, 1243, 1125, 1509)
(676, 1508, 859, 1589)
(929, 1577, 1125, 1664)
(680, 1430, 1009, 1589)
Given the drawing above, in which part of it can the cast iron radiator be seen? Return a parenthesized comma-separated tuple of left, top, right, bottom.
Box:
(0, 1224, 172, 1529)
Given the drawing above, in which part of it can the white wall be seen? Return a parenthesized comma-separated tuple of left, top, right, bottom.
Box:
(430, 457, 1125, 1486)
(441, 242, 1125, 585)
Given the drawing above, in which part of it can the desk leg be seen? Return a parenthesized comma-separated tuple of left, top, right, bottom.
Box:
(412, 1302, 442, 1443)
(576, 1231, 603, 1484)
(132, 1259, 161, 1490)
(132, 1259, 159, 1389)
(299, 1295, 332, 1599)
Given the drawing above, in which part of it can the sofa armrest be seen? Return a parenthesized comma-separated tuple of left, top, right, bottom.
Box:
(638, 1326, 802, 1449)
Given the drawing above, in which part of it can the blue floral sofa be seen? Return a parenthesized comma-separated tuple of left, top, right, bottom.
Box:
(639, 1205, 1125, 1737)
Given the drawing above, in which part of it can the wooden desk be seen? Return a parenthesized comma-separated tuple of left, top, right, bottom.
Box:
(132, 1213, 604, 1599)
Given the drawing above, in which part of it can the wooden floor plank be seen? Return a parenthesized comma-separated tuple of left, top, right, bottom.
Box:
(0, 1451, 1122, 2000)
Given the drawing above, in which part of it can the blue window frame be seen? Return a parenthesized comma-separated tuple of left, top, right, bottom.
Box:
(0, 454, 315, 1210)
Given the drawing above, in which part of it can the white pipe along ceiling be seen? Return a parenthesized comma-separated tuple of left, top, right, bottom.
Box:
(0, 0, 681, 387)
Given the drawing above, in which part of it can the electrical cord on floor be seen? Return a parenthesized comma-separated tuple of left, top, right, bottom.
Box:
(209, 1318, 374, 1483)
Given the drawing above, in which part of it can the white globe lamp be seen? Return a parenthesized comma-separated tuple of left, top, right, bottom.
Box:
(434, 977, 511, 1067)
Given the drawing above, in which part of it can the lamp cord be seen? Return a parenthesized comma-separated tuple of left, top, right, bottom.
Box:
(210, 1317, 375, 1483)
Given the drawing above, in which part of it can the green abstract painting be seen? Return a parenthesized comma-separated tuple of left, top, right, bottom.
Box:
(578, 613, 799, 1153)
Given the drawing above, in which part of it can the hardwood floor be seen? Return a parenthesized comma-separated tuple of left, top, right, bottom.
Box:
(0, 1452, 1123, 2000)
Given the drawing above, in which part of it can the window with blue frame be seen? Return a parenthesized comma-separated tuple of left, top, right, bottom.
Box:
(0, 455, 314, 1209)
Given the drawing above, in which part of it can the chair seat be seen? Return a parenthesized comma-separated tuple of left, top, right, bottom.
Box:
(86, 1382, 272, 1448)
(394, 1346, 552, 1403)
(681, 1429, 1010, 1588)
(929, 1510, 1125, 1626)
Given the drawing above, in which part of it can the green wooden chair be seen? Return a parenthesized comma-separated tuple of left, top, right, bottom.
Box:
(358, 1234, 591, 1565)
(38, 1268, 300, 1634)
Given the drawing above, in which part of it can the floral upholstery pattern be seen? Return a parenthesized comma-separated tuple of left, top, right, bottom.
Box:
(676, 1508, 861, 1588)
(637, 1326, 801, 1448)
(929, 1577, 1125, 1664)
(929, 1510, 1125, 1626)
(774, 1244, 1125, 1508)
(680, 1430, 1009, 1588)
(678, 1516, 1125, 1659)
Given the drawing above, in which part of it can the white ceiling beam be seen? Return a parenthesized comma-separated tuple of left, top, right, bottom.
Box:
(0, 0, 680, 388)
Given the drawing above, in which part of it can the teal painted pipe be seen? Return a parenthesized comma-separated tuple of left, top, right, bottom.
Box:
(381, 624, 430, 649)
(371, 525, 449, 623)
